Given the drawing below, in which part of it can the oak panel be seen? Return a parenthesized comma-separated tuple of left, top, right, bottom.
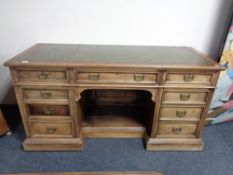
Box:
(162, 91, 208, 104)
(159, 107, 203, 120)
(18, 70, 68, 83)
(157, 123, 197, 138)
(165, 73, 212, 85)
(23, 89, 68, 101)
(76, 72, 157, 84)
(30, 121, 72, 138)
(27, 104, 70, 116)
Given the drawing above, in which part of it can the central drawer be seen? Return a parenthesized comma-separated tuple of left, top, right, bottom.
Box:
(30, 121, 73, 138)
(76, 72, 157, 84)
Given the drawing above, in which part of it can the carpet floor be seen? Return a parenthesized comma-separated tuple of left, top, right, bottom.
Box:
(0, 122, 233, 175)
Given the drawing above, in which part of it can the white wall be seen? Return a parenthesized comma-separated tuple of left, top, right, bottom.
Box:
(0, 0, 233, 104)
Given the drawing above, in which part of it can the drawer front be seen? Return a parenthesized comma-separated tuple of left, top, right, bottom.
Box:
(165, 73, 212, 85)
(76, 72, 157, 84)
(27, 104, 70, 116)
(30, 121, 72, 137)
(23, 89, 69, 101)
(162, 91, 208, 104)
(18, 70, 68, 83)
(158, 123, 197, 137)
(160, 107, 203, 119)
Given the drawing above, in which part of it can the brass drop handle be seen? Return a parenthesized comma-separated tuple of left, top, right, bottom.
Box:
(47, 128, 57, 133)
(38, 72, 49, 80)
(172, 127, 182, 134)
(43, 107, 55, 115)
(176, 110, 187, 118)
(184, 74, 194, 82)
(180, 94, 190, 101)
(88, 73, 99, 81)
(40, 91, 52, 99)
(134, 74, 144, 81)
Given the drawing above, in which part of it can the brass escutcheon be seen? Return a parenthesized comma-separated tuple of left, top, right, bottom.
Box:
(43, 106, 55, 115)
(47, 128, 57, 133)
(88, 73, 99, 81)
(134, 74, 144, 81)
(184, 74, 194, 82)
(176, 110, 187, 118)
(172, 127, 182, 134)
(40, 91, 52, 99)
(38, 72, 49, 80)
(180, 94, 190, 101)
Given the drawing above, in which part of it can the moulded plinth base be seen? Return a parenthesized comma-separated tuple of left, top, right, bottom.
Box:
(145, 135, 204, 151)
(23, 137, 84, 151)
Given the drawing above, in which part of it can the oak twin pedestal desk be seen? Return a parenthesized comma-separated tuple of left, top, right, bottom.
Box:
(4, 44, 223, 151)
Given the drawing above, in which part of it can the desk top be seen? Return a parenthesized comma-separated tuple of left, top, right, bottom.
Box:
(4, 43, 223, 70)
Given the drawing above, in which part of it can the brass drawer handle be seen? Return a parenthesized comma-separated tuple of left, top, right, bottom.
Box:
(180, 94, 190, 101)
(43, 107, 55, 115)
(47, 127, 57, 133)
(176, 110, 187, 118)
(172, 127, 182, 134)
(38, 72, 49, 80)
(88, 73, 99, 81)
(184, 74, 194, 82)
(40, 91, 52, 99)
(134, 74, 144, 81)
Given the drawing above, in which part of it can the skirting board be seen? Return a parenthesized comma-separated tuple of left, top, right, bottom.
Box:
(4, 172, 163, 175)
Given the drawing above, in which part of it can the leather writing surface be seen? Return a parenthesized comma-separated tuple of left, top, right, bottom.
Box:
(18, 44, 210, 65)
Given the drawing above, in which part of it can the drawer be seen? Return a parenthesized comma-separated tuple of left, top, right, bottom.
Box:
(23, 89, 69, 101)
(158, 123, 197, 137)
(76, 72, 157, 84)
(162, 91, 208, 104)
(17, 70, 68, 83)
(27, 104, 70, 116)
(30, 121, 72, 137)
(164, 73, 213, 85)
(159, 107, 203, 120)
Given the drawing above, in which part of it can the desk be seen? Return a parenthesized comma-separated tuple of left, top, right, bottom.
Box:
(4, 44, 223, 151)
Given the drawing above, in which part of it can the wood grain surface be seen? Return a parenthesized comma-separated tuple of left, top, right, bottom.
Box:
(4, 44, 223, 151)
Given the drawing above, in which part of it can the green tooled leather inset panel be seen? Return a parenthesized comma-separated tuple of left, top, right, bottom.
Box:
(19, 44, 210, 65)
